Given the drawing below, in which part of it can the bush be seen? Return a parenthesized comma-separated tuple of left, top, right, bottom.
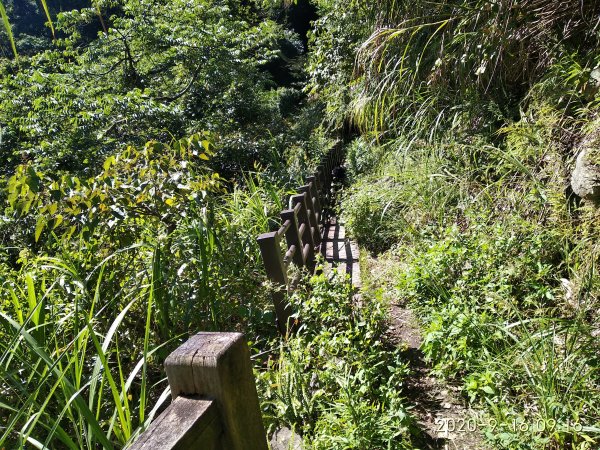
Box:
(256, 268, 417, 449)
(341, 175, 406, 253)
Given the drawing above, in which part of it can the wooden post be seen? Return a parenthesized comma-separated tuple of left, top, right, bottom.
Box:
(298, 183, 321, 247)
(257, 231, 293, 333)
(290, 193, 316, 270)
(306, 175, 322, 215)
(281, 208, 305, 267)
(131, 333, 267, 450)
(165, 333, 268, 450)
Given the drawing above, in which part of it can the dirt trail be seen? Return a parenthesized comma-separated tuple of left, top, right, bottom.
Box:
(365, 256, 490, 450)
(388, 304, 491, 449)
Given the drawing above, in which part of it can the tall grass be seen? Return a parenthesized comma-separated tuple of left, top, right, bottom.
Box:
(349, 0, 600, 139)
(0, 251, 172, 449)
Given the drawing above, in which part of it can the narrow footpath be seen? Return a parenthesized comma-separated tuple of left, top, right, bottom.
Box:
(321, 196, 488, 449)
(363, 254, 490, 450)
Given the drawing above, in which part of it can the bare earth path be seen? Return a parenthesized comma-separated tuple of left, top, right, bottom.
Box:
(365, 255, 491, 450)
(321, 219, 489, 449)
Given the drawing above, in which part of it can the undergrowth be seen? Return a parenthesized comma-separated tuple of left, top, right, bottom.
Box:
(256, 267, 419, 449)
(342, 100, 600, 449)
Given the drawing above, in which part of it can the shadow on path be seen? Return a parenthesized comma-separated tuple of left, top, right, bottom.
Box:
(386, 304, 490, 450)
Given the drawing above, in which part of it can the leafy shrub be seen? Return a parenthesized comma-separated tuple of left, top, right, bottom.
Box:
(257, 268, 416, 449)
(341, 174, 407, 253)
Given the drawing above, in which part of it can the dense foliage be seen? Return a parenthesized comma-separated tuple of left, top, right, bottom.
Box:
(0, 0, 333, 447)
(257, 268, 417, 449)
(334, 1, 600, 448)
(2, 0, 600, 448)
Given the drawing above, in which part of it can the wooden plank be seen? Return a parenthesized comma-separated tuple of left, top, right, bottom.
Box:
(165, 333, 268, 450)
(129, 396, 222, 450)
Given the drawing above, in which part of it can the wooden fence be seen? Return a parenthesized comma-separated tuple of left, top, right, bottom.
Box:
(130, 332, 268, 450)
(130, 146, 344, 449)
(257, 144, 345, 334)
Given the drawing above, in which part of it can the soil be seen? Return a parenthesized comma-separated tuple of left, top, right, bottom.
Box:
(364, 254, 491, 450)
(387, 304, 491, 450)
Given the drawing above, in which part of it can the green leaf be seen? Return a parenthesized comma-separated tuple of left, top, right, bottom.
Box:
(481, 385, 495, 395)
(53, 214, 64, 229)
(35, 217, 46, 242)
(8, 287, 24, 325)
(103, 156, 116, 171)
(25, 273, 40, 326)
(27, 166, 41, 193)
(0, 1, 17, 58)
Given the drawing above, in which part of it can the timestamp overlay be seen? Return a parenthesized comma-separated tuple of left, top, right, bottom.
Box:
(433, 417, 585, 449)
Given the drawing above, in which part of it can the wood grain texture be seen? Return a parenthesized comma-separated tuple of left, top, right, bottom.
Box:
(165, 332, 268, 450)
(129, 396, 222, 450)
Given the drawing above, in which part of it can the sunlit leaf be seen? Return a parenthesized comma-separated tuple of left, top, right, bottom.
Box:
(0, 1, 17, 58)
(35, 217, 46, 242)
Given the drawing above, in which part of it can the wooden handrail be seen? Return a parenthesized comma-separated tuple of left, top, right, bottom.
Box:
(130, 332, 267, 450)
(133, 144, 346, 449)
(258, 144, 345, 334)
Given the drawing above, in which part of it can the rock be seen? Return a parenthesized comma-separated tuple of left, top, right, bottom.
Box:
(571, 147, 600, 203)
(560, 278, 576, 308)
(270, 427, 304, 450)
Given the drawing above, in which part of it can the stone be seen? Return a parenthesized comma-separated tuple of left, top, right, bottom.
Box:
(270, 427, 304, 450)
(571, 147, 600, 203)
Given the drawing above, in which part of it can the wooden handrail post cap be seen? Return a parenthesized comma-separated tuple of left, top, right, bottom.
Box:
(165, 332, 268, 450)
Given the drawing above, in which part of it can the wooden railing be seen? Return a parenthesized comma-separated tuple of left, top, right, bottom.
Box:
(131, 146, 344, 449)
(257, 144, 345, 333)
(130, 332, 267, 450)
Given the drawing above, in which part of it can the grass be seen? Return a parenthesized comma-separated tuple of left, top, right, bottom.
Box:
(256, 266, 418, 449)
(341, 98, 600, 448)
(0, 253, 171, 449)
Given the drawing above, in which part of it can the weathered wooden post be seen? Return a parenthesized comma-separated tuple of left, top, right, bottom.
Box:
(257, 231, 293, 333)
(298, 183, 321, 247)
(281, 205, 305, 267)
(130, 332, 267, 450)
(290, 193, 316, 271)
(306, 175, 322, 215)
